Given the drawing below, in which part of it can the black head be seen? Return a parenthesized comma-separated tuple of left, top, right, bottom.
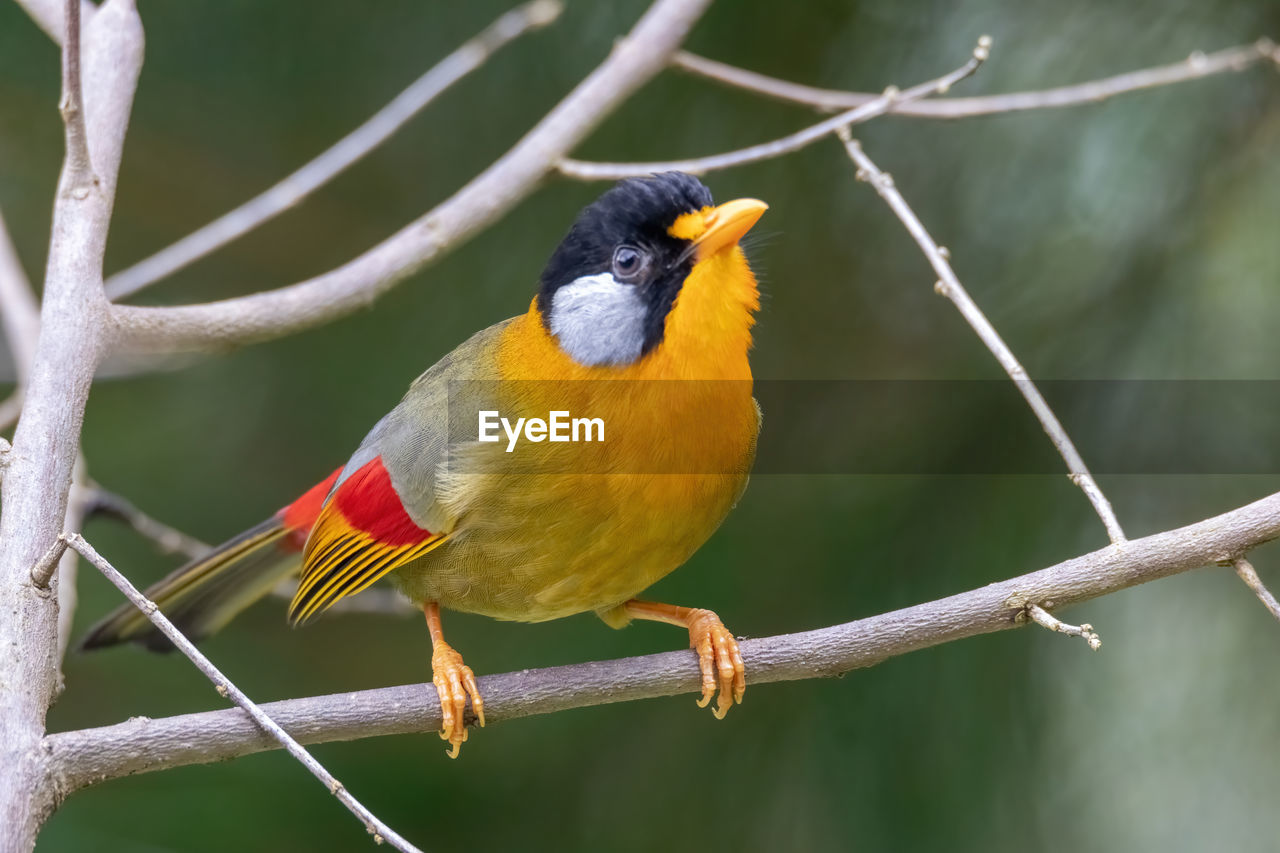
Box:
(536, 172, 714, 366)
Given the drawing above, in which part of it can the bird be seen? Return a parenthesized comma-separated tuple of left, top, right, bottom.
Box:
(81, 171, 768, 758)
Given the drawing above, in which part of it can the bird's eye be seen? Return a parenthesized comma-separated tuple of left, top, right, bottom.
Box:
(611, 245, 648, 281)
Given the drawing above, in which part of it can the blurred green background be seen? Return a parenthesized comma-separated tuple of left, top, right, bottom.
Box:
(4, 0, 1280, 850)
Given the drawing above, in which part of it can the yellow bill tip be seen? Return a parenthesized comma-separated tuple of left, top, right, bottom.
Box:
(692, 198, 768, 260)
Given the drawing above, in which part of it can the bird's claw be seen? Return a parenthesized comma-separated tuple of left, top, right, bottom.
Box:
(686, 608, 745, 719)
(430, 641, 484, 758)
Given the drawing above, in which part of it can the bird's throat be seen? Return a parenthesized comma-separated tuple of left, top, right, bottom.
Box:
(506, 247, 758, 382)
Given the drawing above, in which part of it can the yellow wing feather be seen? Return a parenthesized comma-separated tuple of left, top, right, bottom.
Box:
(288, 502, 447, 624)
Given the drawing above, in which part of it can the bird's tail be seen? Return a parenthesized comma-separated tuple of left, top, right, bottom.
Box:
(78, 469, 341, 652)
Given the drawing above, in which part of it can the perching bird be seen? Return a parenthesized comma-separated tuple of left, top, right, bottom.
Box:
(82, 172, 767, 757)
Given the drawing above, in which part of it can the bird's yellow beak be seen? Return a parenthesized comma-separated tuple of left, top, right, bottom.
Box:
(691, 198, 768, 261)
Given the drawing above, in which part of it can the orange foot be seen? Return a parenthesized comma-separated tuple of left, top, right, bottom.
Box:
(430, 641, 485, 758)
(424, 602, 484, 758)
(686, 608, 746, 719)
(623, 600, 746, 719)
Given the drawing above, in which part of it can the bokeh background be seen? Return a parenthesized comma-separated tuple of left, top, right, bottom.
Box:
(4, 0, 1280, 850)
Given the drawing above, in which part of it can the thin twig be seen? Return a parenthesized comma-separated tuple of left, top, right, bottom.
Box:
(44, 485, 1280, 791)
(84, 485, 213, 560)
(1024, 603, 1101, 650)
(105, 0, 565, 301)
(64, 533, 423, 853)
(108, 0, 715, 353)
(557, 36, 992, 181)
(29, 538, 69, 590)
(1232, 556, 1280, 623)
(58, 0, 96, 195)
(673, 39, 1278, 118)
(838, 132, 1126, 544)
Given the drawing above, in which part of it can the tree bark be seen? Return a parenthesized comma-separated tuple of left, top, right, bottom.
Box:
(0, 2, 142, 849)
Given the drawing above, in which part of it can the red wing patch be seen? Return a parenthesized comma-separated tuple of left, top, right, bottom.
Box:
(287, 458, 446, 624)
(278, 467, 342, 550)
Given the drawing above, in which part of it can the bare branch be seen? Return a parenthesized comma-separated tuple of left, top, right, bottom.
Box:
(1232, 557, 1280, 623)
(1024, 603, 1101, 650)
(58, 0, 96, 195)
(5, 1, 128, 696)
(673, 38, 1277, 118)
(105, 0, 565, 301)
(84, 486, 212, 561)
(0, 0, 142, 842)
(45, 487, 1280, 792)
(64, 534, 423, 853)
(107, 0, 715, 353)
(557, 36, 992, 181)
(838, 131, 1126, 544)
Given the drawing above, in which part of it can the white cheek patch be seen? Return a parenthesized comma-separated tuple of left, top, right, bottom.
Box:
(548, 273, 647, 367)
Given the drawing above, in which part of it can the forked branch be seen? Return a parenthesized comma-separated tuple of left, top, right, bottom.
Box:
(107, 0, 715, 353)
(105, 0, 565, 300)
(557, 37, 992, 180)
(0, 0, 143, 845)
(673, 39, 1277, 117)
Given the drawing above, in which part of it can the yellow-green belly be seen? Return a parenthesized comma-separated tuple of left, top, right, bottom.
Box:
(391, 385, 758, 622)
(391, 470, 748, 622)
